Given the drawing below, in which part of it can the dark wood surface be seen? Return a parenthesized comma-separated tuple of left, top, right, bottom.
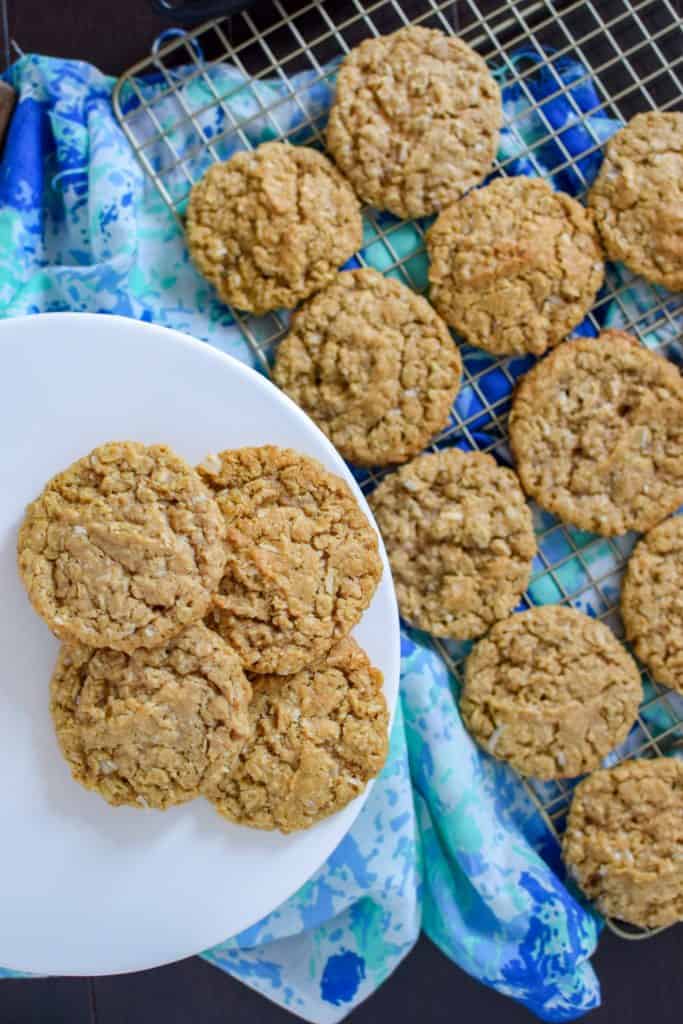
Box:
(2, 1, 682, 1021)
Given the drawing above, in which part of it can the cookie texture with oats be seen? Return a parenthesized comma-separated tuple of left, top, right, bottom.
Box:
(51, 624, 252, 810)
(17, 441, 226, 652)
(205, 636, 388, 833)
(198, 446, 382, 675)
(186, 142, 362, 314)
(509, 330, 683, 536)
(327, 25, 502, 218)
(588, 111, 683, 292)
(563, 758, 683, 929)
(461, 605, 642, 779)
(273, 268, 462, 466)
(368, 448, 536, 639)
(427, 175, 604, 355)
(621, 515, 683, 694)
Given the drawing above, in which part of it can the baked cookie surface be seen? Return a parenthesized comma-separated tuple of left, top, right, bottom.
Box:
(18, 441, 226, 652)
(562, 758, 683, 928)
(199, 446, 382, 674)
(588, 111, 683, 292)
(204, 636, 388, 833)
(509, 330, 683, 535)
(368, 449, 536, 638)
(51, 623, 252, 809)
(186, 142, 362, 314)
(461, 605, 642, 779)
(621, 515, 683, 693)
(273, 268, 462, 466)
(427, 176, 604, 355)
(327, 26, 502, 218)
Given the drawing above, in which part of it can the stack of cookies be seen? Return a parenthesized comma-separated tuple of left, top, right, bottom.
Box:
(17, 441, 389, 834)
(183, 22, 683, 929)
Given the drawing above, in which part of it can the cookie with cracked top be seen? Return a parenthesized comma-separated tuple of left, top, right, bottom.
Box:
(51, 623, 252, 810)
(509, 330, 683, 536)
(205, 636, 389, 833)
(198, 445, 382, 675)
(621, 515, 683, 693)
(562, 758, 683, 928)
(327, 25, 502, 219)
(17, 441, 226, 652)
(186, 141, 362, 314)
(461, 605, 642, 779)
(368, 448, 536, 639)
(273, 268, 462, 466)
(588, 111, 683, 292)
(427, 175, 604, 355)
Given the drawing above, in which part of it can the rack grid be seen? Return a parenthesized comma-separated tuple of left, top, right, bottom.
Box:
(113, 0, 683, 940)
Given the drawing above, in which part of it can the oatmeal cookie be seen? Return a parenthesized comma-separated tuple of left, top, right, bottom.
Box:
(563, 758, 683, 928)
(272, 268, 462, 466)
(368, 448, 536, 638)
(186, 142, 362, 314)
(198, 446, 382, 674)
(509, 330, 683, 536)
(461, 606, 642, 779)
(18, 442, 226, 652)
(51, 623, 252, 810)
(588, 111, 683, 292)
(427, 176, 604, 355)
(204, 636, 388, 833)
(326, 25, 502, 219)
(621, 516, 683, 693)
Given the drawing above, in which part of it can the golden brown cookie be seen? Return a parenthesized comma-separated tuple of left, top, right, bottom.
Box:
(509, 330, 683, 536)
(185, 142, 362, 314)
(51, 624, 252, 810)
(272, 268, 462, 466)
(427, 176, 604, 355)
(368, 449, 536, 639)
(204, 636, 388, 833)
(621, 516, 683, 693)
(18, 442, 227, 652)
(461, 606, 642, 779)
(327, 26, 501, 219)
(198, 446, 382, 674)
(588, 111, 683, 292)
(562, 758, 683, 929)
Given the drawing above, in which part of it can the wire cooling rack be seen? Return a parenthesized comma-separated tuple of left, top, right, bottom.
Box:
(113, 0, 683, 940)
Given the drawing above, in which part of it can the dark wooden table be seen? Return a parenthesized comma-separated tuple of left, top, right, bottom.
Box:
(3, 2, 682, 1022)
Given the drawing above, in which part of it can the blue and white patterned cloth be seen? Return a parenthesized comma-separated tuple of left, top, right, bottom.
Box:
(1, 45, 681, 1022)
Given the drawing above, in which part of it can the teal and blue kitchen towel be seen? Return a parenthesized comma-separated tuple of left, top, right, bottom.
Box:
(1, 45, 681, 1022)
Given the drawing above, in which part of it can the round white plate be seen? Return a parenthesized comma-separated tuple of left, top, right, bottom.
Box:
(0, 313, 400, 977)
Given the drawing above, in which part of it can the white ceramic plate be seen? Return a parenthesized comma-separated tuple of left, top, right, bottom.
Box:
(0, 313, 400, 977)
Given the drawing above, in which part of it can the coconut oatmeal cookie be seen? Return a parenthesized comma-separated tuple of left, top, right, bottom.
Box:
(368, 448, 536, 639)
(588, 111, 683, 292)
(204, 636, 388, 833)
(273, 268, 462, 466)
(327, 25, 502, 219)
(186, 142, 362, 314)
(427, 176, 604, 355)
(563, 758, 683, 929)
(461, 605, 642, 779)
(621, 515, 683, 693)
(17, 442, 227, 652)
(51, 623, 252, 810)
(199, 446, 382, 675)
(509, 330, 683, 536)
